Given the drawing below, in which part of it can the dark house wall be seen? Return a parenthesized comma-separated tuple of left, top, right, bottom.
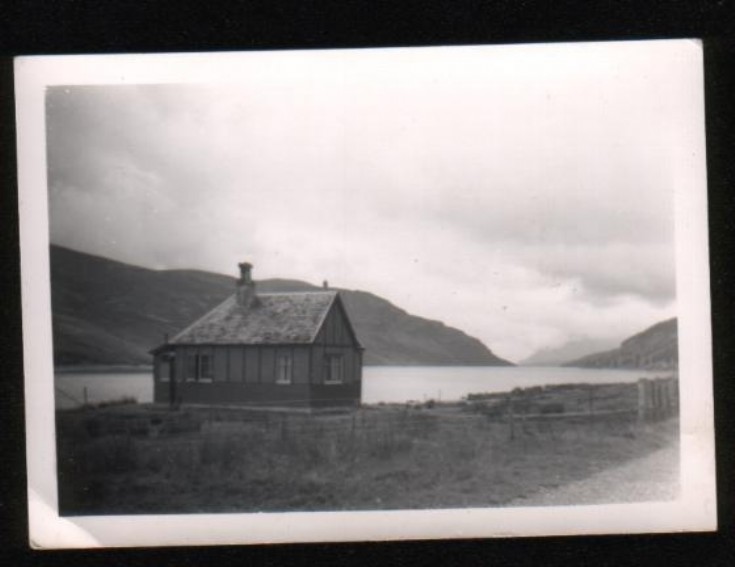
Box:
(153, 295, 363, 408)
(311, 298, 362, 385)
(314, 297, 358, 347)
(310, 299, 363, 407)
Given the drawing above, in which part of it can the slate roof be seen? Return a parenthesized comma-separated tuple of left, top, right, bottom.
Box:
(166, 291, 339, 346)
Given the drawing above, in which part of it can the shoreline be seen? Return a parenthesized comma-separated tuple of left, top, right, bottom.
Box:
(55, 363, 676, 374)
(55, 364, 154, 374)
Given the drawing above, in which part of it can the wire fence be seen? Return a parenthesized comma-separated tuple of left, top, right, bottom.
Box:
(57, 376, 678, 449)
(55, 386, 86, 407)
(55, 378, 683, 503)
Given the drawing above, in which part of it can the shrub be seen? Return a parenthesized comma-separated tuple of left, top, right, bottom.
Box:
(83, 435, 138, 474)
(84, 418, 102, 438)
(162, 413, 204, 435)
(94, 396, 138, 409)
(483, 404, 506, 419)
(539, 402, 565, 415)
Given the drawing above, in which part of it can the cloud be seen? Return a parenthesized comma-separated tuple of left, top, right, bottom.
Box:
(43, 44, 688, 360)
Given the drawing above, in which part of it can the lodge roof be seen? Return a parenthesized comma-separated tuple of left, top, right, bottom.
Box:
(164, 291, 341, 346)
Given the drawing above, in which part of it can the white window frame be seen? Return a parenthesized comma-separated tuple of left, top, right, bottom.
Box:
(276, 353, 293, 385)
(185, 351, 214, 383)
(159, 359, 171, 383)
(324, 354, 344, 385)
(199, 353, 213, 383)
(185, 352, 198, 382)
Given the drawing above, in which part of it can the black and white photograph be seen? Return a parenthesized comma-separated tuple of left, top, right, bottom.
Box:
(15, 40, 715, 547)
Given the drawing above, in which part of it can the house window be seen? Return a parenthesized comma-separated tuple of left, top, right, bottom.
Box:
(276, 353, 293, 384)
(186, 353, 198, 381)
(324, 355, 344, 384)
(186, 352, 213, 382)
(199, 354, 213, 382)
(159, 360, 171, 382)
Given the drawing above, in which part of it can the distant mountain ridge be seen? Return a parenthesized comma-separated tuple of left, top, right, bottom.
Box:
(50, 245, 512, 367)
(563, 318, 678, 371)
(520, 337, 620, 367)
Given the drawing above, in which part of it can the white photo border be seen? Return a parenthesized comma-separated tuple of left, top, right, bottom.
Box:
(15, 40, 716, 549)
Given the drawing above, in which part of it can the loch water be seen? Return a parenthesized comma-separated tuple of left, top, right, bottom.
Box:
(54, 366, 669, 409)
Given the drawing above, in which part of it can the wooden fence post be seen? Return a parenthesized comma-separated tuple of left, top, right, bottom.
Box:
(668, 377, 678, 416)
(588, 386, 595, 429)
(637, 378, 648, 423)
(651, 379, 658, 420)
(508, 393, 515, 441)
(663, 378, 671, 418)
(655, 379, 664, 420)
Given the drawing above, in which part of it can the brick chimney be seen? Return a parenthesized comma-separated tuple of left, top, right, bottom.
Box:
(236, 262, 258, 308)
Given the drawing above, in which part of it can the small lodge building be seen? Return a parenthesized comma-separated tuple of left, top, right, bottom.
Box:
(151, 262, 364, 409)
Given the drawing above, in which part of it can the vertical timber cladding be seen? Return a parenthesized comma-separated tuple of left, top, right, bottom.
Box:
(292, 346, 310, 384)
(153, 353, 176, 403)
(228, 346, 244, 382)
(261, 347, 276, 383)
(244, 346, 259, 384)
(153, 288, 362, 408)
(214, 347, 228, 382)
(174, 345, 186, 382)
(310, 298, 362, 392)
(319, 299, 359, 355)
(311, 343, 325, 384)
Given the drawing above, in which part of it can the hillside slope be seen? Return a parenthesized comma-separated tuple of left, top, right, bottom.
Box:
(563, 318, 678, 371)
(520, 337, 620, 367)
(50, 245, 511, 367)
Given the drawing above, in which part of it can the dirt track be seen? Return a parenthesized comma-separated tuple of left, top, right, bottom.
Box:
(512, 442, 680, 506)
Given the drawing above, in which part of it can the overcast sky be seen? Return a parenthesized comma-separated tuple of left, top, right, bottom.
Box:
(45, 42, 697, 362)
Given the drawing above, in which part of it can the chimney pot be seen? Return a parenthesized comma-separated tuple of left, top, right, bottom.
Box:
(236, 261, 257, 307)
(238, 262, 253, 284)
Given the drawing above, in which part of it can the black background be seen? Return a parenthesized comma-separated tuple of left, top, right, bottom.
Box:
(2, 1, 735, 566)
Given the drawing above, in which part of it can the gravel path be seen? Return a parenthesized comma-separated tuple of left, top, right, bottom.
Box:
(511, 443, 680, 506)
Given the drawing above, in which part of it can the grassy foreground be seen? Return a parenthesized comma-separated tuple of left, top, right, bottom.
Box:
(56, 382, 679, 515)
